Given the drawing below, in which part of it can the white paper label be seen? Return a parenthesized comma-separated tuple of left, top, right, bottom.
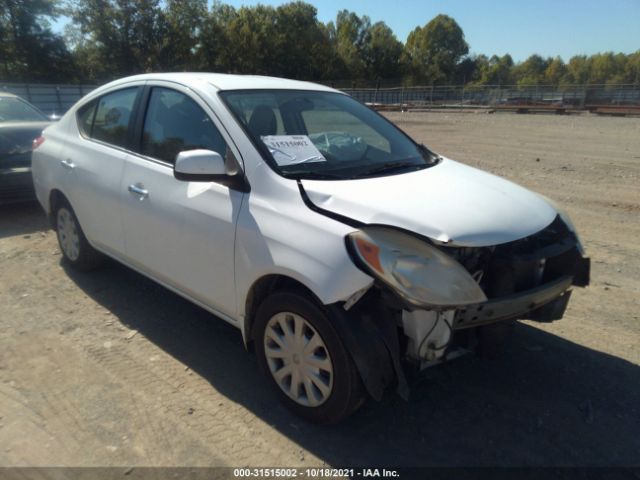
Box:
(261, 135, 326, 166)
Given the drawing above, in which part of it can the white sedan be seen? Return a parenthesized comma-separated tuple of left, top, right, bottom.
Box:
(32, 73, 590, 423)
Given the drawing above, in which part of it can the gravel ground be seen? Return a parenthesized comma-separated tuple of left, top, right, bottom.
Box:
(1, 111, 639, 467)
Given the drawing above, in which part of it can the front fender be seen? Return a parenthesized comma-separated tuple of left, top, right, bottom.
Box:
(234, 192, 373, 320)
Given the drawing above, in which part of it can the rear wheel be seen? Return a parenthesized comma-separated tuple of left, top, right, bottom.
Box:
(54, 199, 103, 271)
(254, 291, 365, 424)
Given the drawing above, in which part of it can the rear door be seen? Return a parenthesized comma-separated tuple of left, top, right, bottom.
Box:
(62, 85, 143, 255)
(120, 83, 244, 318)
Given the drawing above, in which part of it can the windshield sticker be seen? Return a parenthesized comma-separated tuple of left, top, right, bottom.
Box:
(261, 135, 327, 166)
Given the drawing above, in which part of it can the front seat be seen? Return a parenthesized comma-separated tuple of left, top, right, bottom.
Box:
(248, 105, 277, 138)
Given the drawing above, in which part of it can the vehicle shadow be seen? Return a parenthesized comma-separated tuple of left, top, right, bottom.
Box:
(63, 258, 640, 467)
(0, 201, 48, 239)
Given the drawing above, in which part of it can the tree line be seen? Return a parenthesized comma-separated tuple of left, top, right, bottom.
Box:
(1, 0, 639, 86)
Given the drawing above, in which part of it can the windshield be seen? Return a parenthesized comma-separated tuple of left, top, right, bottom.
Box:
(220, 90, 438, 180)
(0, 96, 48, 122)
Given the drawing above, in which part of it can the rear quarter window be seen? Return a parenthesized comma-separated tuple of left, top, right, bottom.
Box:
(83, 87, 139, 148)
(76, 100, 97, 137)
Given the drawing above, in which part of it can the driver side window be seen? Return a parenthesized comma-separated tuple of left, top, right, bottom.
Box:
(141, 87, 228, 165)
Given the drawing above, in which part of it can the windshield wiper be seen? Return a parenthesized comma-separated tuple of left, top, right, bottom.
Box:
(282, 170, 345, 180)
(355, 161, 425, 178)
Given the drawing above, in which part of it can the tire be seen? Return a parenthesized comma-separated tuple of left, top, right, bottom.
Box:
(253, 291, 365, 424)
(53, 198, 103, 272)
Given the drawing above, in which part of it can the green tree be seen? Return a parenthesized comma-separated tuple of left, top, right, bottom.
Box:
(199, 2, 237, 72)
(67, 0, 165, 80)
(623, 50, 640, 85)
(403, 14, 469, 84)
(335, 10, 371, 79)
(161, 0, 208, 71)
(0, 0, 74, 81)
(365, 21, 404, 80)
(272, 2, 335, 80)
(10, 2, 636, 87)
(474, 54, 514, 85)
(221, 4, 279, 74)
(210, 2, 334, 80)
(512, 54, 548, 85)
(452, 55, 481, 84)
(589, 52, 627, 84)
(544, 56, 567, 86)
(565, 55, 591, 84)
(319, 20, 347, 80)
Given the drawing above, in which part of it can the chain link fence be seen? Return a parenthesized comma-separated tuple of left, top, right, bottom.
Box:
(2, 81, 640, 115)
(342, 84, 640, 111)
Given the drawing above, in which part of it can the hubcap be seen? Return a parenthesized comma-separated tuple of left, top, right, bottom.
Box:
(57, 208, 80, 261)
(264, 312, 334, 407)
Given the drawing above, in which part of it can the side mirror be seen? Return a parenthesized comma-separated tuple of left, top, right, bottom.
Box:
(174, 149, 226, 181)
(173, 149, 250, 192)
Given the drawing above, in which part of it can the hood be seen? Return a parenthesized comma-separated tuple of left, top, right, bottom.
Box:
(300, 158, 558, 247)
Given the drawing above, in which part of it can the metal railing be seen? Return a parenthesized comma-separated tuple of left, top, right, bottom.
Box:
(2, 82, 639, 116)
(0, 83, 97, 115)
(342, 84, 640, 109)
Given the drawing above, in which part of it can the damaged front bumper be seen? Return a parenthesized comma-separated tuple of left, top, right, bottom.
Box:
(455, 274, 574, 329)
(331, 218, 591, 401)
(449, 218, 591, 330)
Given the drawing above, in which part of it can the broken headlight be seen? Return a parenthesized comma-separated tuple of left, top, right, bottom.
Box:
(346, 227, 487, 308)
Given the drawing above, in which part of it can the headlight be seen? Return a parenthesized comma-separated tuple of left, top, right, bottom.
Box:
(540, 195, 585, 254)
(346, 227, 487, 308)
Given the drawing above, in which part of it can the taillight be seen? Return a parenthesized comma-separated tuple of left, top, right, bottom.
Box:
(32, 136, 45, 150)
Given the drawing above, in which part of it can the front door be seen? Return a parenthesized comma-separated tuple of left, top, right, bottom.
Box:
(120, 85, 244, 318)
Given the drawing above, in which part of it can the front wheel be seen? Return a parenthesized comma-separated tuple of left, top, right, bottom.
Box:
(254, 291, 365, 424)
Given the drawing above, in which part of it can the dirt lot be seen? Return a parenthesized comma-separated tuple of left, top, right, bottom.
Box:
(1, 112, 639, 468)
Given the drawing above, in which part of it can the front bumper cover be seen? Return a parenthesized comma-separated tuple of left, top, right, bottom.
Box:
(455, 252, 590, 329)
(455, 275, 573, 329)
(328, 252, 590, 401)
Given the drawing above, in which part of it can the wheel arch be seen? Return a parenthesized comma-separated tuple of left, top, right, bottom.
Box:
(243, 272, 407, 403)
(242, 273, 322, 348)
(48, 189, 69, 228)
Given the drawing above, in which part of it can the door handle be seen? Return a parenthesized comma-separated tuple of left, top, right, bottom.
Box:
(128, 183, 149, 200)
(60, 159, 75, 170)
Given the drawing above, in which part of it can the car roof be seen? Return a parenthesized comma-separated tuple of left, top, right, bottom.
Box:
(101, 72, 340, 94)
(0, 91, 19, 98)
